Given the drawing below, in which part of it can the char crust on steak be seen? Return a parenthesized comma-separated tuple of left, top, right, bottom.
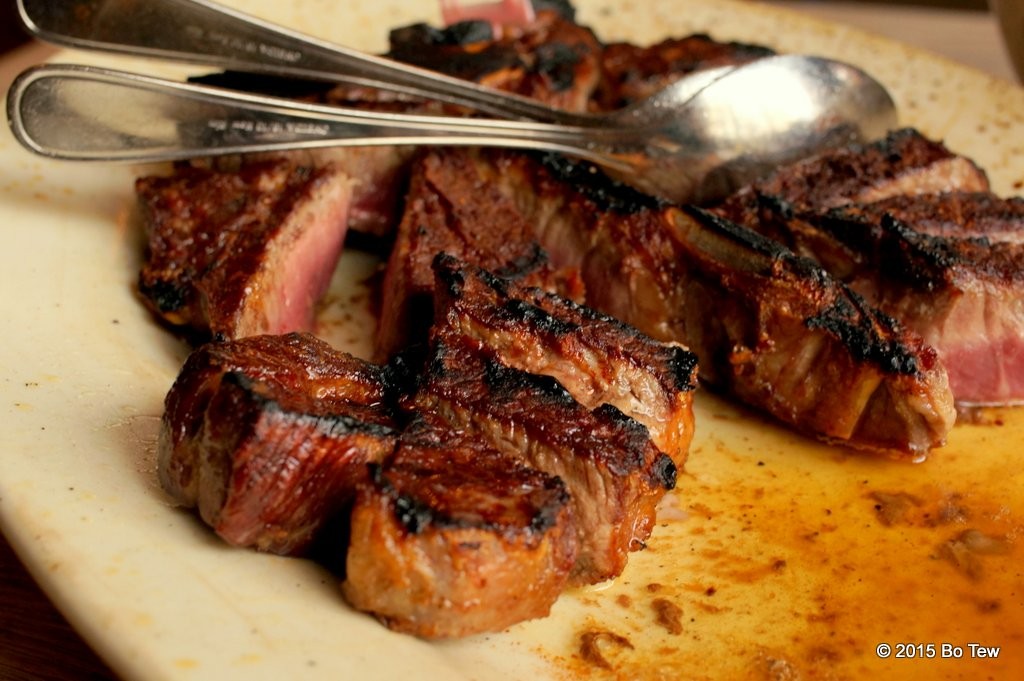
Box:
(387, 7, 603, 114)
(376, 149, 586, 360)
(711, 128, 991, 231)
(790, 193, 1024, 405)
(407, 334, 676, 584)
(137, 159, 354, 341)
(430, 253, 698, 466)
(712, 129, 1024, 406)
(343, 418, 577, 639)
(666, 206, 956, 454)
(158, 333, 398, 554)
(159, 258, 692, 631)
(380, 147, 955, 456)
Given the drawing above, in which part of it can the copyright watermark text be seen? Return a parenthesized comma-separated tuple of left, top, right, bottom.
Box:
(875, 642, 1001, 660)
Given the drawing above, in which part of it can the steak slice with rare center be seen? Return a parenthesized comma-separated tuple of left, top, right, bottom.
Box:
(137, 159, 354, 342)
(712, 128, 1024, 405)
(158, 333, 398, 554)
(801, 192, 1024, 405)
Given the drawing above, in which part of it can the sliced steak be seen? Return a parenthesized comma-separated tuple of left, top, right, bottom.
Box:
(376, 149, 585, 360)
(184, 70, 420, 239)
(664, 206, 956, 456)
(343, 418, 577, 638)
(387, 8, 603, 114)
(408, 336, 676, 583)
(158, 333, 398, 554)
(800, 192, 1024, 405)
(137, 159, 353, 341)
(411, 148, 956, 456)
(430, 253, 697, 466)
(712, 129, 1024, 405)
(205, 147, 417, 240)
(712, 128, 991, 234)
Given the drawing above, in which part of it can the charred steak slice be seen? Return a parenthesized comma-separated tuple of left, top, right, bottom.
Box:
(664, 206, 956, 456)
(158, 333, 398, 554)
(196, 147, 418, 240)
(376, 149, 585, 361)
(426, 148, 956, 456)
(408, 337, 675, 583)
(386, 7, 603, 114)
(712, 129, 1024, 405)
(799, 192, 1024, 405)
(182, 72, 419, 239)
(712, 128, 991, 234)
(137, 159, 353, 341)
(343, 418, 577, 639)
(430, 253, 698, 466)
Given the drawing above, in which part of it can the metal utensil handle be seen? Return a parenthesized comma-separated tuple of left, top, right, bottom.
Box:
(7, 64, 630, 167)
(16, 0, 597, 125)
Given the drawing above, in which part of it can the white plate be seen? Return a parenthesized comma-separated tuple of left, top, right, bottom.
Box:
(2, 1, 1023, 679)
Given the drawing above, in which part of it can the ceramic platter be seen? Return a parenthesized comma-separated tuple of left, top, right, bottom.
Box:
(2, 1, 1023, 679)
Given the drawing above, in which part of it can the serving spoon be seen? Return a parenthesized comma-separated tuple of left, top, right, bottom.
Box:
(7, 54, 896, 204)
(15, 0, 657, 126)
(14, 0, 897, 200)
(8, 56, 895, 204)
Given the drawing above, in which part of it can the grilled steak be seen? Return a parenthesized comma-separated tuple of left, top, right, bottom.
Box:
(158, 333, 398, 554)
(136, 159, 353, 341)
(712, 129, 1024, 405)
(407, 336, 676, 583)
(343, 418, 577, 638)
(430, 253, 697, 466)
(139, 3, 1021, 642)
(664, 206, 956, 455)
(712, 128, 991, 234)
(791, 192, 1024, 405)
(388, 147, 955, 456)
(386, 7, 603, 114)
(376, 149, 585, 360)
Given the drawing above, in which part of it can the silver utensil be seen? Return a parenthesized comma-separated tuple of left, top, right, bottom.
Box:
(7, 56, 896, 203)
(16, 0, 893, 134)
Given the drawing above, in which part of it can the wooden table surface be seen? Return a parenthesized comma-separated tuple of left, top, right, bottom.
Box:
(1, 540, 117, 680)
(0, 3, 1018, 680)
